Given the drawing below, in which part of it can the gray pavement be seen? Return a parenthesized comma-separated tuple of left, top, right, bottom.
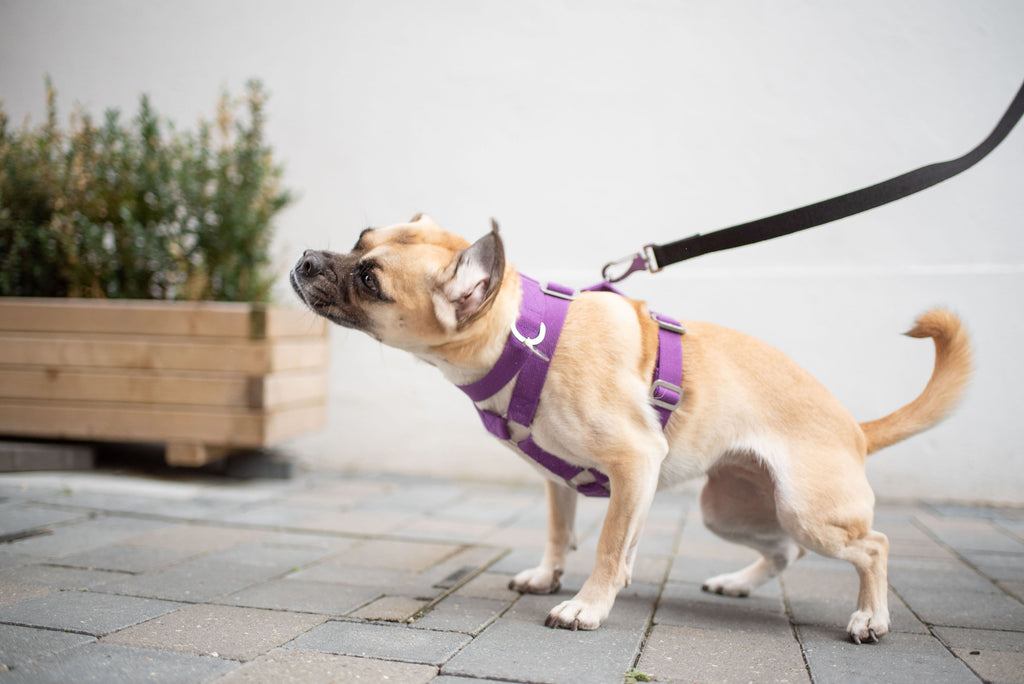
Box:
(0, 467, 1021, 683)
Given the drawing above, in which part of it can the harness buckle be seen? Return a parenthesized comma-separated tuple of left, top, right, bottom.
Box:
(649, 379, 683, 411)
(540, 282, 578, 300)
(651, 312, 686, 335)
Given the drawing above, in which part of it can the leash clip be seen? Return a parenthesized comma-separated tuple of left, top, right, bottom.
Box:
(601, 244, 660, 283)
(511, 321, 550, 361)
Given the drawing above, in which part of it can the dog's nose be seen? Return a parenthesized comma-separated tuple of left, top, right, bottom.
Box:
(296, 250, 323, 278)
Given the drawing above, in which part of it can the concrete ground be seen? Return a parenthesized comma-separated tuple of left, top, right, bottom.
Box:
(0, 465, 1022, 684)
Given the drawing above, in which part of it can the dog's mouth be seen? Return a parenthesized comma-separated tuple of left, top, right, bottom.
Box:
(290, 268, 366, 331)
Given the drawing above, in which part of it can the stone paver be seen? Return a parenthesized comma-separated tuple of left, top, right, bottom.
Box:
(637, 623, 810, 684)
(103, 604, 326, 661)
(0, 591, 184, 636)
(2, 642, 237, 684)
(0, 469, 1020, 683)
(212, 648, 437, 683)
(288, 620, 471, 666)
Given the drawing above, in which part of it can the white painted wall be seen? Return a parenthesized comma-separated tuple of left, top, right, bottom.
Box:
(2, 1, 1021, 502)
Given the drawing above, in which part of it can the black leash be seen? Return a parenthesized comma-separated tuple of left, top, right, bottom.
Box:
(603, 79, 1024, 283)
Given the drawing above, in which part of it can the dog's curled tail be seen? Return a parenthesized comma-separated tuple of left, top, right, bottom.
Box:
(860, 309, 973, 456)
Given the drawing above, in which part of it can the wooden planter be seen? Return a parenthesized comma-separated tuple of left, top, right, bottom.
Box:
(0, 297, 328, 466)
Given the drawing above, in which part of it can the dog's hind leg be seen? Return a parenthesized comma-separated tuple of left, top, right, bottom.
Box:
(699, 458, 804, 597)
(776, 461, 890, 643)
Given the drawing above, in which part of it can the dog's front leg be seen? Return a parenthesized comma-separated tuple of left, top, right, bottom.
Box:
(545, 457, 659, 630)
(510, 479, 577, 594)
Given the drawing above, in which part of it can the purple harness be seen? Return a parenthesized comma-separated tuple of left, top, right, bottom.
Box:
(456, 274, 685, 497)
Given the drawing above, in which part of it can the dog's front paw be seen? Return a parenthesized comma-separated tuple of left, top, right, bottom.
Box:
(509, 567, 562, 595)
(847, 609, 889, 644)
(701, 570, 755, 598)
(544, 597, 608, 631)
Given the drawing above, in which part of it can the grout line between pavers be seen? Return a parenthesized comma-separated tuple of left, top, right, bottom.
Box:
(910, 516, 1024, 605)
(629, 497, 690, 675)
(897, 518, 1020, 682)
(778, 575, 816, 684)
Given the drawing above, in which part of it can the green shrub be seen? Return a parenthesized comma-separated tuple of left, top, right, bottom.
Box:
(0, 77, 292, 301)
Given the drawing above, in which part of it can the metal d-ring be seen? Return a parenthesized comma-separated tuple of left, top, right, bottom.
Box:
(511, 321, 549, 361)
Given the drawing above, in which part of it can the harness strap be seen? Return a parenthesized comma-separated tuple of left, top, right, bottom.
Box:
(458, 275, 684, 497)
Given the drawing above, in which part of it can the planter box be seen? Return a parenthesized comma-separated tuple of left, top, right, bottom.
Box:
(0, 297, 328, 467)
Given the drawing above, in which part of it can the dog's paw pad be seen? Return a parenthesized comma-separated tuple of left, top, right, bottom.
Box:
(545, 598, 604, 631)
(701, 572, 753, 598)
(847, 610, 889, 644)
(509, 567, 562, 595)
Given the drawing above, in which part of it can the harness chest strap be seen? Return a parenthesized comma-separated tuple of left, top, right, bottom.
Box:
(457, 275, 684, 498)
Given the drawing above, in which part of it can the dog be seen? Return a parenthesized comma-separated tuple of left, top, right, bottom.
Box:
(290, 214, 972, 643)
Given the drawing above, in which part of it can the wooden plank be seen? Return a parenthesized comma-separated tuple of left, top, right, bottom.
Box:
(265, 307, 328, 339)
(261, 370, 328, 408)
(0, 334, 328, 373)
(165, 443, 229, 467)
(0, 367, 254, 407)
(0, 399, 267, 446)
(264, 403, 328, 443)
(0, 367, 326, 408)
(0, 398, 326, 447)
(0, 297, 258, 338)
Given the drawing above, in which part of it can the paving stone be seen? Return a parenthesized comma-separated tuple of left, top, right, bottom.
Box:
(437, 494, 538, 524)
(998, 581, 1024, 602)
(411, 596, 509, 634)
(933, 626, 1024, 652)
(797, 624, 982, 684)
(917, 516, 1024, 554)
(288, 562, 414, 588)
(348, 595, 428, 621)
(0, 563, 129, 591)
(213, 503, 325, 527)
(204, 541, 335, 573)
(288, 620, 471, 666)
(399, 516, 499, 543)
(0, 502, 89, 537)
(0, 623, 94, 668)
(0, 578, 55, 606)
(121, 524, 267, 554)
(962, 552, 1024, 582)
(891, 577, 1024, 631)
(294, 510, 412, 535)
(327, 538, 461, 572)
(637, 623, 810, 684)
(222, 578, 380, 616)
(0, 591, 184, 636)
(1, 641, 237, 684)
(103, 603, 326, 661)
(212, 647, 437, 683)
(654, 581, 791, 634)
(95, 556, 280, 602)
(454, 571, 521, 601)
(442, 618, 644, 683)
(488, 547, 546, 575)
(4, 516, 171, 559)
(952, 648, 1024, 684)
(389, 545, 506, 600)
(54, 545, 189, 574)
(350, 482, 467, 515)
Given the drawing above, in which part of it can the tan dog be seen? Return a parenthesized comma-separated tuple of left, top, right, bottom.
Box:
(290, 214, 972, 643)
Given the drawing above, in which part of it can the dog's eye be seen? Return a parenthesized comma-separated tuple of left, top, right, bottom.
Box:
(360, 270, 380, 295)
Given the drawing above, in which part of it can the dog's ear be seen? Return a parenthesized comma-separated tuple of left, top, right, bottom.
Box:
(438, 220, 506, 330)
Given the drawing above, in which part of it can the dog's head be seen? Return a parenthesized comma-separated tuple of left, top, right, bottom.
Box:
(290, 214, 507, 352)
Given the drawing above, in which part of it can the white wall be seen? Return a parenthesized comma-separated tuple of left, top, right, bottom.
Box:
(2, 0, 1022, 502)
